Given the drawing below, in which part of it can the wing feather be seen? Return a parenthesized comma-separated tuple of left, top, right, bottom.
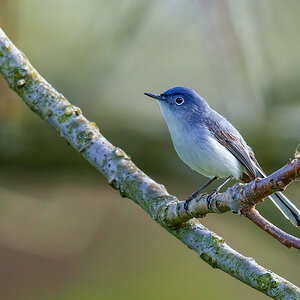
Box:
(207, 120, 257, 180)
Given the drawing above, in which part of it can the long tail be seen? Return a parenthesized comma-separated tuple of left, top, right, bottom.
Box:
(268, 192, 300, 227)
(253, 166, 300, 227)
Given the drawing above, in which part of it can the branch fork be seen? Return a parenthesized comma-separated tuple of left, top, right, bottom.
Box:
(159, 158, 300, 249)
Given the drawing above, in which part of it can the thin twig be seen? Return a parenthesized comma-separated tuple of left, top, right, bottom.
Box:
(243, 208, 300, 249)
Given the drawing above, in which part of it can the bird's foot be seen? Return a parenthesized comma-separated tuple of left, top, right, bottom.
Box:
(184, 189, 202, 215)
(183, 177, 219, 215)
(184, 195, 195, 216)
(206, 189, 218, 210)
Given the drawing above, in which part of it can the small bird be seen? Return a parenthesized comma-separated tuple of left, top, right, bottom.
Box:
(145, 87, 300, 227)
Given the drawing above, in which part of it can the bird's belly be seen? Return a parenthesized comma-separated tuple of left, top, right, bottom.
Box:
(172, 133, 243, 179)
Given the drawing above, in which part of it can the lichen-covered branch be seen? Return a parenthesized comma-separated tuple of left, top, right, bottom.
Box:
(161, 158, 299, 225)
(0, 28, 299, 299)
(159, 158, 300, 249)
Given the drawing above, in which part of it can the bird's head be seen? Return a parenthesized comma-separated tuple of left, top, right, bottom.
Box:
(144, 86, 209, 124)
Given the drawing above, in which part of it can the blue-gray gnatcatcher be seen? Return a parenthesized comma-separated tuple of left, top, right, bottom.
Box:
(145, 86, 300, 227)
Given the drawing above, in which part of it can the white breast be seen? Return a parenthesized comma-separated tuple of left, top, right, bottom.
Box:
(159, 104, 243, 179)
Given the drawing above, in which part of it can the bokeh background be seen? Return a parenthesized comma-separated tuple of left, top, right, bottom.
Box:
(0, 0, 299, 299)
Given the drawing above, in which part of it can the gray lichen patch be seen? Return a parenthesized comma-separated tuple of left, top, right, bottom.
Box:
(256, 273, 278, 290)
(57, 105, 82, 124)
(76, 131, 94, 147)
(66, 120, 80, 135)
(58, 113, 71, 124)
(0, 41, 10, 54)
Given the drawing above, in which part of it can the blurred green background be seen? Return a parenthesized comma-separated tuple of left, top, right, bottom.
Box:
(0, 0, 299, 299)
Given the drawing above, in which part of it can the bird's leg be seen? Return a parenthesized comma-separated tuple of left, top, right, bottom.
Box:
(184, 176, 218, 215)
(207, 175, 233, 210)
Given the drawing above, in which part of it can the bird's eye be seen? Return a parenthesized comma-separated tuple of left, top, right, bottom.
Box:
(175, 97, 184, 105)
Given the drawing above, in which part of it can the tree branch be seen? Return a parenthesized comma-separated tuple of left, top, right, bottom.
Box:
(0, 27, 299, 299)
(243, 208, 300, 249)
(159, 158, 300, 250)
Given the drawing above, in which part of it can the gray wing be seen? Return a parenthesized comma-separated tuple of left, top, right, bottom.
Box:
(204, 110, 300, 226)
(205, 112, 259, 180)
(246, 145, 266, 177)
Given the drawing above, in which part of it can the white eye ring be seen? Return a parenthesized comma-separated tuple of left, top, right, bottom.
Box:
(175, 97, 184, 105)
